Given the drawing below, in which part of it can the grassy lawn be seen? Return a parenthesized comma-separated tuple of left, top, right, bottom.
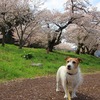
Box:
(0, 44, 100, 81)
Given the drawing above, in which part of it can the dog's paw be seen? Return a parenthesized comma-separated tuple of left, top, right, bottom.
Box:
(64, 94, 68, 98)
(56, 88, 60, 92)
(71, 94, 77, 98)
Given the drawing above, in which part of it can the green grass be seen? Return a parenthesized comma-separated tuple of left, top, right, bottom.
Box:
(0, 44, 100, 81)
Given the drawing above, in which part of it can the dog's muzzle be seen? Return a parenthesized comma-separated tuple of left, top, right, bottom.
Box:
(67, 65, 71, 70)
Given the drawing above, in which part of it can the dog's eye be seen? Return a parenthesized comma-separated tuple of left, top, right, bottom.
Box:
(67, 61, 69, 63)
(73, 61, 76, 64)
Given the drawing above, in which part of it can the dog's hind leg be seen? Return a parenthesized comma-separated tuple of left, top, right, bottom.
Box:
(56, 70, 60, 92)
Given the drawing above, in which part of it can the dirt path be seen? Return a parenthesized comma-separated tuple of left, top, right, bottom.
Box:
(0, 73, 100, 100)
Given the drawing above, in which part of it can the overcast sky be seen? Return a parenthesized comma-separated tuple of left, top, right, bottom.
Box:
(42, 0, 100, 11)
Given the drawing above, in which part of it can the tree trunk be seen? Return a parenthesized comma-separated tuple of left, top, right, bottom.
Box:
(89, 48, 97, 55)
(81, 47, 85, 54)
(76, 48, 80, 54)
(85, 46, 89, 54)
(2, 33, 5, 47)
(19, 31, 24, 49)
(47, 38, 56, 53)
(19, 40, 23, 49)
(47, 45, 54, 52)
(76, 43, 85, 54)
(76, 43, 81, 54)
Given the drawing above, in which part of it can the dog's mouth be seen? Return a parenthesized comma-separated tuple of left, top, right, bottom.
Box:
(67, 68, 71, 70)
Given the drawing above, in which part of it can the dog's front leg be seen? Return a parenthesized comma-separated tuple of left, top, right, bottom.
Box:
(72, 83, 79, 98)
(62, 79, 68, 98)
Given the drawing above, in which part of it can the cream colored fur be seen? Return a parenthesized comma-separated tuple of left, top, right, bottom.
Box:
(56, 58, 83, 99)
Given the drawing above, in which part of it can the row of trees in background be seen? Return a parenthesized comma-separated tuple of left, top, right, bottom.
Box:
(0, 0, 100, 55)
(0, 0, 42, 48)
(40, 0, 100, 54)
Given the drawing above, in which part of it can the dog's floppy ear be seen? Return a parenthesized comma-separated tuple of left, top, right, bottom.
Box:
(77, 58, 82, 62)
(65, 56, 70, 60)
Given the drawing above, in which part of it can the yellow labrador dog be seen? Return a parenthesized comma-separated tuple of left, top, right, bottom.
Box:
(56, 57, 83, 99)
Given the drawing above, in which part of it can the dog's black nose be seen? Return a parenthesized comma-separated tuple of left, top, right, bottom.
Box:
(67, 65, 71, 70)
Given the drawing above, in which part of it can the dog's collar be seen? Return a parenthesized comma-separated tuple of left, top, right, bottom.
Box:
(67, 72, 78, 75)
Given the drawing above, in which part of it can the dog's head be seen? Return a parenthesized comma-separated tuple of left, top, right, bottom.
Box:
(65, 57, 82, 71)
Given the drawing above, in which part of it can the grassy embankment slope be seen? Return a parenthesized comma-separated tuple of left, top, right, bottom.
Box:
(0, 44, 100, 81)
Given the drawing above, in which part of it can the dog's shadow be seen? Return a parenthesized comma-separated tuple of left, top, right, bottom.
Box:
(58, 91, 94, 100)
(72, 93, 93, 100)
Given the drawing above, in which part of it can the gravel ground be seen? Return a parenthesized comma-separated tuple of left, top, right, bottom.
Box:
(0, 73, 100, 100)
